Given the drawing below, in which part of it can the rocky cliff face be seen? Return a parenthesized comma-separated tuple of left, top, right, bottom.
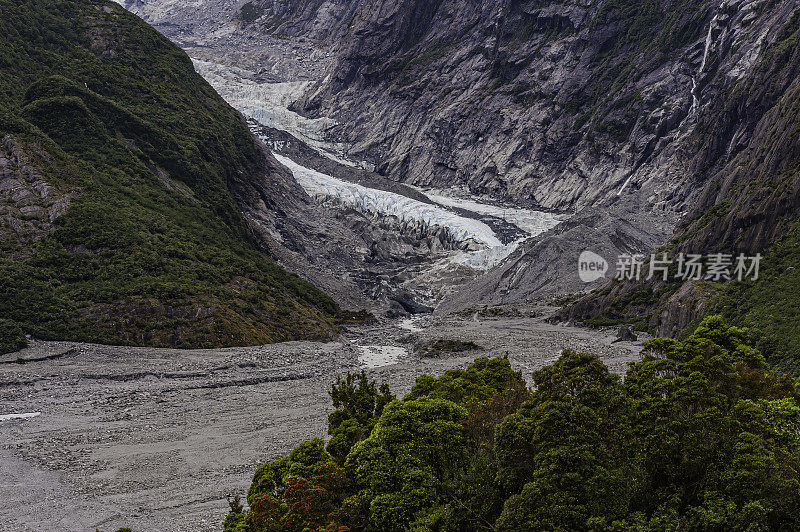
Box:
(296, 0, 795, 213)
(0, 136, 73, 261)
(562, 11, 800, 341)
(245, 0, 362, 40)
(676, 9, 800, 258)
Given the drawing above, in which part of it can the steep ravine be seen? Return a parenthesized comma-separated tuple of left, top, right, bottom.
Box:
(119, 0, 800, 352)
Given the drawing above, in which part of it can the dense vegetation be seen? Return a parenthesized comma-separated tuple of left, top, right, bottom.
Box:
(0, 0, 338, 351)
(0, 318, 27, 354)
(226, 317, 800, 531)
(714, 218, 800, 375)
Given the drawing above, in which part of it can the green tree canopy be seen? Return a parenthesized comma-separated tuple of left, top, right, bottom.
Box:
(229, 318, 800, 531)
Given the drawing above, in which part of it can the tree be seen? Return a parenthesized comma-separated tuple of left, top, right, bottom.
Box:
(495, 351, 636, 530)
(326, 371, 395, 463)
(229, 319, 800, 531)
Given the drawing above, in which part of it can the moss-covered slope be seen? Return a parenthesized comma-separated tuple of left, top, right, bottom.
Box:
(0, 0, 339, 350)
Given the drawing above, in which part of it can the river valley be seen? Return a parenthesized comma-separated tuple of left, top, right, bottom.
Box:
(1, 5, 651, 531)
(0, 308, 644, 531)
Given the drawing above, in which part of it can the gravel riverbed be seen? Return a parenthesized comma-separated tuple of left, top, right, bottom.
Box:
(0, 308, 644, 531)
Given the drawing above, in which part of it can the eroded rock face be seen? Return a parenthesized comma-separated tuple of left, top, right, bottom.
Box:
(0, 136, 72, 260)
(436, 201, 678, 314)
(559, 8, 800, 335)
(653, 282, 712, 338)
(296, 0, 795, 214)
(250, 0, 363, 41)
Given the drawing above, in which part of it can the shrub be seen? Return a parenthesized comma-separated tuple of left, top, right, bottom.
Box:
(0, 318, 27, 355)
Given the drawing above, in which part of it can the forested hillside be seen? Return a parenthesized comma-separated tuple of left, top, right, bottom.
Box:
(226, 317, 800, 531)
(0, 0, 339, 351)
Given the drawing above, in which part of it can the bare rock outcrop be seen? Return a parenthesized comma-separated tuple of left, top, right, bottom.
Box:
(296, 0, 796, 215)
(0, 136, 72, 260)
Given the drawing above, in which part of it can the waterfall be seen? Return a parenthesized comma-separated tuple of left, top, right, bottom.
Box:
(691, 13, 718, 115)
(699, 15, 717, 73)
(691, 77, 699, 114)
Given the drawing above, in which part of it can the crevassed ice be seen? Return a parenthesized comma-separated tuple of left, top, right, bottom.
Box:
(450, 242, 522, 270)
(417, 188, 563, 270)
(274, 154, 503, 249)
(420, 187, 562, 237)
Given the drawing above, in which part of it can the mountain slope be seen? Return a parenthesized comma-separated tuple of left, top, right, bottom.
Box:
(0, 0, 340, 349)
(563, 12, 800, 370)
(238, 0, 362, 40)
(276, 0, 800, 370)
(295, 0, 774, 209)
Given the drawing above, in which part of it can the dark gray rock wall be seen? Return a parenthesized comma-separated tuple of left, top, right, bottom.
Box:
(297, 0, 795, 215)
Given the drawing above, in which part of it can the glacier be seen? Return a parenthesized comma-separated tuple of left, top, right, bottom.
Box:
(273, 154, 561, 271)
(192, 58, 357, 167)
(274, 153, 502, 249)
(419, 187, 562, 238)
(192, 58, 564, 271)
